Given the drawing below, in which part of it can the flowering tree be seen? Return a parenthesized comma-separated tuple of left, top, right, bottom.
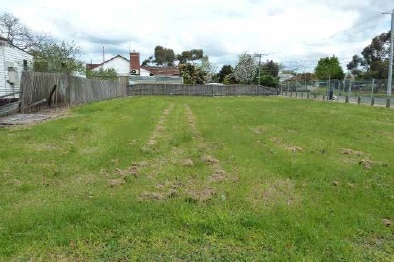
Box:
(234, 53, 258, 84)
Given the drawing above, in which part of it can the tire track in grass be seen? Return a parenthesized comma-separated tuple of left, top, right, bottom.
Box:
(110, 102, 238, 203)
(184, 104, 238, 184)
(107, 104, 175, 187)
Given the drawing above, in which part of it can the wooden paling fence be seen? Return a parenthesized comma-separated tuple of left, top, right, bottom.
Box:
(128, 84, 278, 97)
(20, 71, 127, 112)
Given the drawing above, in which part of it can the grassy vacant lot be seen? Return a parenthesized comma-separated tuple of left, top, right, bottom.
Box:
(0, 96, 393, 261)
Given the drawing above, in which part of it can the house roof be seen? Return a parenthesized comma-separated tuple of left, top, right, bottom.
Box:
(86, 54, 129, 70)
(0, 36, 8, 42)
(142, 66, 180, 76)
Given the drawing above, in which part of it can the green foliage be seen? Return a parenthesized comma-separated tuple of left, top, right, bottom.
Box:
(217, 65, 233, 83)
(261, 60, 279, 77)
(154, 45, 175, 66)
(32, 41, 84, 74)
(223, 73, 238, 84)
(86, 68, 118, 80)
(178, 63, 206, 84)
(0, 97, 393, 260)
(177, 49, 204, 63)
(255, 72, 279, 87)
(314, 55, 344, 80)
(347, 31, 391, 79)
(253, 60, 280, 87)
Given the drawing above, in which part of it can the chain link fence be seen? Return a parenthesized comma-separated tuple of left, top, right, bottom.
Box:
(280, 79, 394, 107)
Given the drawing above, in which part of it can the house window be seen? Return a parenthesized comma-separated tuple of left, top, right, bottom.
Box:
(23, 60, 28, 71)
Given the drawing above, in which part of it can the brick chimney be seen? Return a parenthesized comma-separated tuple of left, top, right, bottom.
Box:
(130, 52, 140, 75)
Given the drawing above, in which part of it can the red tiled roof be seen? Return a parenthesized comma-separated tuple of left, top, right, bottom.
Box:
(142, 66, 180, 76)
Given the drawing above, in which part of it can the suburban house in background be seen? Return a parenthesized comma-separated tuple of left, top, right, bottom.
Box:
(86, 54, 130, 82)
(87, 52, 183, 85)
(0, 36, 33, 101)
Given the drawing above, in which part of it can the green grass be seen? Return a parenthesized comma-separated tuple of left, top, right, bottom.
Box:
(0, 96, 393, 261)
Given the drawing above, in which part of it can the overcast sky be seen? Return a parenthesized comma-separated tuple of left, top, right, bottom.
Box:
(1, 0, 393, 72)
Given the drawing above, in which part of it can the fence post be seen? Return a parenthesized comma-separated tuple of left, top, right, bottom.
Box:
(346, 81, 352, 103)
(371, 79, 375, 106)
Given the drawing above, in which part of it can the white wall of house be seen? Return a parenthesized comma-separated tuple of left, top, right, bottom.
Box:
(94, 56, 130, 77)
(0, 40, 33, 98)
(140, 68, 151, 77)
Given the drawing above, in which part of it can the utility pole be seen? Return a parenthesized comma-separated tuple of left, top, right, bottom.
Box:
(254, 53, 268, 86)
(382, 9, 394, 107)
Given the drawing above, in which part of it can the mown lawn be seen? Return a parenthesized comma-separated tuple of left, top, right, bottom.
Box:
(0, 96, 393, 261)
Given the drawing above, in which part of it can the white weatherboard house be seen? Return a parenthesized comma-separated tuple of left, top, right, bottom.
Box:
(87, 52, 183, 84)
(0, 36, 33, 98)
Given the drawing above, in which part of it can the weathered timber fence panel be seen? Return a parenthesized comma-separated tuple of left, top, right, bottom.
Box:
(70, 77, 127, 105)
(127, 84, 278, 96)
(20, 72, 70, 113)
(20, 72, 127, 112)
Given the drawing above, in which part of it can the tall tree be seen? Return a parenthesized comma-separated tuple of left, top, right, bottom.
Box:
(154, 45, 175, 66)
(177, 49, 204, 64)
(347, 31, 391, 79)
(0, 12, 48, 50)
(234, 53, 257, 84)
(261, 60, 280, 77)
(217, 65, 233, 83)
(314, 56, 344, 80)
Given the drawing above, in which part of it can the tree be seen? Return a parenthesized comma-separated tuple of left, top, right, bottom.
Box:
(234, 53, 257, 84)
(199, 56, 218, 83)
(217, 65, 233, 83)
(0, 12, 48, 50)
(253, 60, 280, 87)
(141, 55, 154, 66)
(347, 31, 391, 79)
(177, 49, 204, 64)
(178, 63, 206, 84)
(154, 45, 175, 66)
(223, 73, 238, 84)
(314, 56, 344, 80)
(261, 60, 279, 77)
(86, 68, 118, 80)
(346, 54, 364, 79)
(32, 41, 84, 74)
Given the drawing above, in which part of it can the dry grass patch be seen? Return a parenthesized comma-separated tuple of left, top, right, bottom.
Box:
(186, 188, 216, 203)
(249, 178, 299, 208)
(251, 126, 268, 135)
(200, 155, 219, 164)
(270, 137, 304, 153)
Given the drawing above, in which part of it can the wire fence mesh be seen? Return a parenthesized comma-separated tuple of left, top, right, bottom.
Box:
(279, 79, 394, 107)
